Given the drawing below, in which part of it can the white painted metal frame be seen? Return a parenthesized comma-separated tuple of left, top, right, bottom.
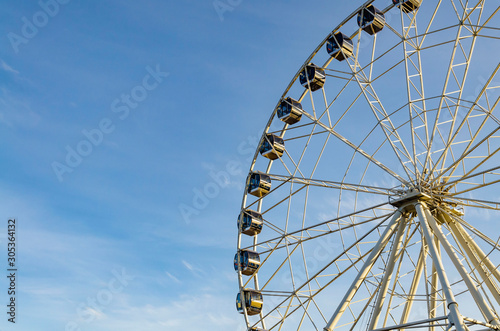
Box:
(237, 1, 500, 330)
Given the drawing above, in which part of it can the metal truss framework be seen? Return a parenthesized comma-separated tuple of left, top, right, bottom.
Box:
(236, 1, 500, 331)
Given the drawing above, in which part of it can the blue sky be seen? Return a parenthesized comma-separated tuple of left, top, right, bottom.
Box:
(0, 1, 365, 330)
(1, 1, 500, 331)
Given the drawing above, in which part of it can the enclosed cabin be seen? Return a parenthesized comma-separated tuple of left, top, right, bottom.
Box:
(248, 172, 271, 198)
(326, 32, 354, 61)
(299, 63, 326, 92)
(236, 289, 263, 316)
(392, 0, 421, 13)
(260, 134, 285, 160)
(238, 209, 264, 236)
(234, 250, 261, 276)
(277, 97, 303, 125)
(357, 5, 385, 35)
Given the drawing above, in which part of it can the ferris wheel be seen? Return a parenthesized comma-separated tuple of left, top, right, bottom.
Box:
(235, 1, 500, 331)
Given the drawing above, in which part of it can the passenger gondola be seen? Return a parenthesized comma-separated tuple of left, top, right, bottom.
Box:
(236, 289, 263, 316)
(357, 5, 385, 35)
(260, 134, 285, 160)
(299, 63, 326, 92)
(326, 32, 354, 61)
(392, 0, 421, 13)
(277, 97, 303, 125)
(234, 250, 261, 276)
(248, 172, 271, 197)
(238, 209, 264, 236)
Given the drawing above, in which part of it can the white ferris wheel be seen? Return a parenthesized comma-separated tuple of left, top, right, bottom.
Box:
(235, 1, 500, 331)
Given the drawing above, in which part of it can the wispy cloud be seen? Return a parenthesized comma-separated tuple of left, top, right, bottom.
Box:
(182, 260, 194, 271)
(0, 86, 41, 129)
(182, 260, 206, 278)
(165, 271, 181, 284)
(0, 59, 19, 75)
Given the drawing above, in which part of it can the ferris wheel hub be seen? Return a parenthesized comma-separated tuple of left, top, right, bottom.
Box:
(389, 185, 466, 223)
(389, 189, 430, 208)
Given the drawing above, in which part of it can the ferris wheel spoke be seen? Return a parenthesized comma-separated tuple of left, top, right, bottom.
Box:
(399, 242, 427, 326)
(262, 213, 398, 330)
(477, 27, 500, 40)
(348, 286, 380, 331)
(277, 115, 338, 182)
(457, 0, 486, 24)
(319, 72, 365, 130)
(245, 238, 297, 291)
(368, 217, 407, 330)
(373, 316, 450, 331)
(476, 5, 500, 34)
(338, 109, 418, 198)
(298, 101, 409, 184)
(276, 148, 307, 179)
(431, 112, 500, 186)
(317, 73, 384, 141)
(427, 63, 500, 184)
(267, 248, 375, 331)
(441, 165, 500, 196)
(350, 37, 403, 81)
(398, 7, 430, 178)
(443, 213, 500, 307)
(447, 215, 500, 285)
(331, 89, 365, 130)
(246, 178, 304, 219)
(347, 35, 416, 182)
(243, 207, 391, 255)
(435, 195, 500, 211)
(418, 0, 443, 46)
(306, 132, 336, 181)
(424, 2, 484, 177)
(293, 295, 322, 331)
(318, 86, 333, 128)
(305, 86, 319, 120)
(454, 218, 500, 256)
(309, 296, 328, 325)
(324, 210, 404, 331)
(261, 185, 310, 236)
(375, 218, 423, 328)
(269, 174, 398, 196)
(296, 184, 325, 329)
(296, 246, 319, 330)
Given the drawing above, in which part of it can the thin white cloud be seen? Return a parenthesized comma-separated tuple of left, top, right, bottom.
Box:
(0, 59, 19, 74)
(84, 307, 106, 320)
(182, 260, 206, 277)
(0, 87, 41, 128)
(182, 260, 194, 271)
(165, 271, 181, 284)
